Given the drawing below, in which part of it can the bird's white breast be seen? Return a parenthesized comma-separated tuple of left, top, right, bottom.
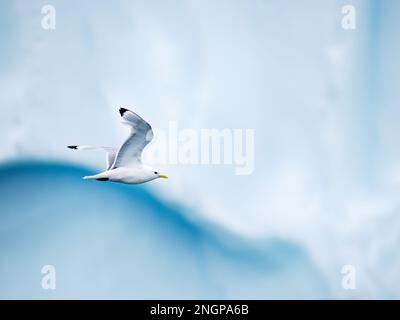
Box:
(107, 167, 156, 184)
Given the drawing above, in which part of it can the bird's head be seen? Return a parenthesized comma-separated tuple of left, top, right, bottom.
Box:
(143, 166, 168, 181)
(153, 170, 168, 180)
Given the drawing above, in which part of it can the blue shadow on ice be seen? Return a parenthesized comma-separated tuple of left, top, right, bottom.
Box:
(0, 162, 329, 299)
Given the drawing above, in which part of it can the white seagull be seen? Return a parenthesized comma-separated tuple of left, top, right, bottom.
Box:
(68, 107, 168, 184)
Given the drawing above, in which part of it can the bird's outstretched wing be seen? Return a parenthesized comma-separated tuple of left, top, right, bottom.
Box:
(111, 108, 154, 168)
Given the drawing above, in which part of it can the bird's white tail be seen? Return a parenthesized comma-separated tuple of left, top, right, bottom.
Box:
(83, 175, 96, 180)
(83, 171, 110, 181)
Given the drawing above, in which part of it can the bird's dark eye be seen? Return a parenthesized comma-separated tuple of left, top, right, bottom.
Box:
(154, 171, 158, 175)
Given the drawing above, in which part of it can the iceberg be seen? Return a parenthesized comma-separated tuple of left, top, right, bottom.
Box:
(0, 162, 328, 299)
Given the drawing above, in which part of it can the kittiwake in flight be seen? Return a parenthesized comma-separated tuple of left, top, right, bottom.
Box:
(68, 107, 168, 184)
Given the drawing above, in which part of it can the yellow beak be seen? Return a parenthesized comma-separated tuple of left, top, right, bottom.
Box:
(159, 174, 168, 179)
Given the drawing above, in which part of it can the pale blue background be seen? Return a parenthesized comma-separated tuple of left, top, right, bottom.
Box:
(0, 0, 399, 299)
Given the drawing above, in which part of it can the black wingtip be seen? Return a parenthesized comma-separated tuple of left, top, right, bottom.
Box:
(119, 107, 128, 116)
(67, 145, 78, 149)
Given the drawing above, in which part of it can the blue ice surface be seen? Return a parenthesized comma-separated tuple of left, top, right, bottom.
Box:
(0, 162, 329, 299)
